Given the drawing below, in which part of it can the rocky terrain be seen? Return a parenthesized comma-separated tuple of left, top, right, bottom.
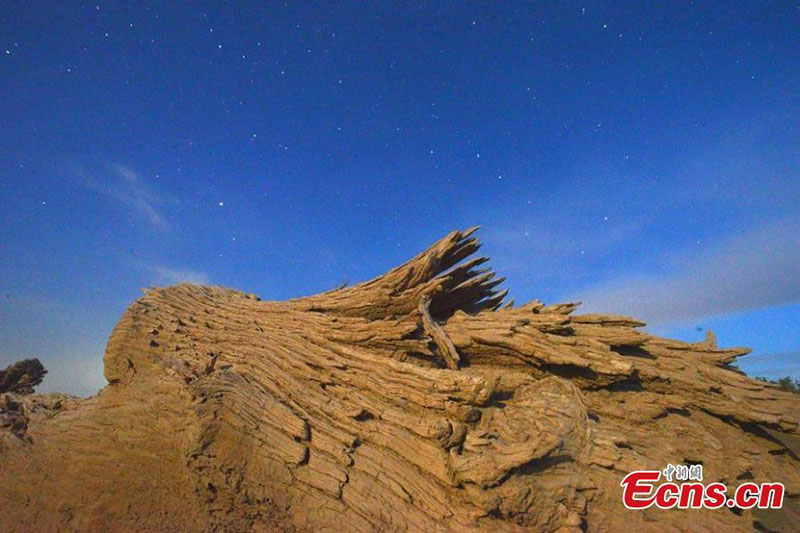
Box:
(1, 228, 798, 531)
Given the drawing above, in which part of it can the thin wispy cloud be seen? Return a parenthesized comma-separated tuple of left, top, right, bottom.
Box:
(481, 105, 798, 326)
(486, 211, 646, 267)
(144, 265, 211, 285)
(481, 185, 651, 289)
(575, 216, 800, 323)
(79, 163, 171, 230)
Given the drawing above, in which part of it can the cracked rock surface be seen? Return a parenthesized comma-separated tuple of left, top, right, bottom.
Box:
(1, 229, 798, 531)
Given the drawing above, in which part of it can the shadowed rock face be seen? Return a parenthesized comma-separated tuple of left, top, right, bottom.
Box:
(1, 229, 798, 532)
(0, 358, 46, 395)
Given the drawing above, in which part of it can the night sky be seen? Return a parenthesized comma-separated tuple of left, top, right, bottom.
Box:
(1, 2, 798, 395)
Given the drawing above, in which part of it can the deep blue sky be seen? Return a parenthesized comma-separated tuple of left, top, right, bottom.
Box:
(1, 2, 798, 395)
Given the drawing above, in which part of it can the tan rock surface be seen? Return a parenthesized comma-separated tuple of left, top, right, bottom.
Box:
(1, 228, 798, 531)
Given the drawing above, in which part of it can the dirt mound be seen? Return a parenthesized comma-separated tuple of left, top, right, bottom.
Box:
(1, 229, 798, 531)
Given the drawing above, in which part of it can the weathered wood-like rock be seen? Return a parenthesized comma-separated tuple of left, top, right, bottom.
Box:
(1, 229, 798, 531)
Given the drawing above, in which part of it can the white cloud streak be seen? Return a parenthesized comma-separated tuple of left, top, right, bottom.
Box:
(574, 217, 800, 323)
(80, 163, 171, 230)
(144, 265, 211, 285)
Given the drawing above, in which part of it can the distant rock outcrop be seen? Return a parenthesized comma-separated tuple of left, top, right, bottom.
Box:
(1, 229, 798, 531)
(0, 358, 46, 394)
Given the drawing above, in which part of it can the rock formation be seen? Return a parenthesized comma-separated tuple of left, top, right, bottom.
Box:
(0, 358, 46, 395)
(1, 228, 798, 531)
